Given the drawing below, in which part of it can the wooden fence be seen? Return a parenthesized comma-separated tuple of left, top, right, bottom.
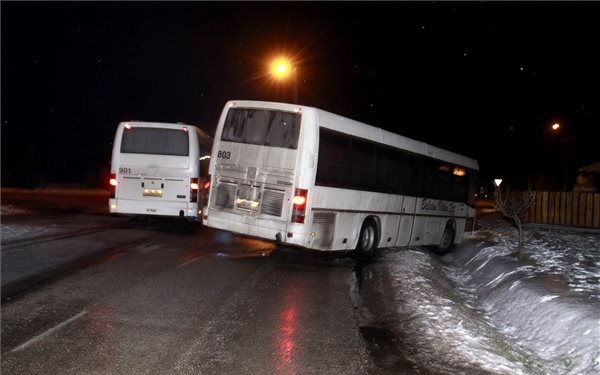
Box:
(521, 191, 600, 228)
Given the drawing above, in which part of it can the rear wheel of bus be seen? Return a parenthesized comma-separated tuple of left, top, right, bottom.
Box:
(435, 220, 456, 255)
(355, 218, 378, 259)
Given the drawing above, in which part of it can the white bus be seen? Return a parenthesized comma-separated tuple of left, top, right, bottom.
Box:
(202, 100, 479, 257)
(109, 121, 212, 221)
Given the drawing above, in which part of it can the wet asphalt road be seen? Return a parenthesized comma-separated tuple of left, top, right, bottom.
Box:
(1, 189, 426, 374)
(1, 219, 378, 374)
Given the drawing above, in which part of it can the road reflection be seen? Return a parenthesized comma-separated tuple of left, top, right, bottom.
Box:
(275, 285, 300, 375)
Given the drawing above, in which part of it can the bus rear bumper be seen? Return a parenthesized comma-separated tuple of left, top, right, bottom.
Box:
(204, 210, 307, 247)
(109, 199, 200, 219)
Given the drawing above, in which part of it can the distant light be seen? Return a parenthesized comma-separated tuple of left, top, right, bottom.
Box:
(552, 123, 560, 131)
(494, 179, 503, 187)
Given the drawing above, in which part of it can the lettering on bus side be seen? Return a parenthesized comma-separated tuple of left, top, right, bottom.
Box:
(421, 199, 456, 212)
(439, 201, 456, 212)
(119, 167, 132, 174)
(217, 150, 231, 159)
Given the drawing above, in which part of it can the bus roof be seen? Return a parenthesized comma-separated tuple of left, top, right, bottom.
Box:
(224, 100, 479, 171)
(119, 121, 199, 130)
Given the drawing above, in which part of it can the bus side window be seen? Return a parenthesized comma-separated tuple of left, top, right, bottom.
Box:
(316, 128, 350, 187)
(402, 154, 421, 196)
(351, 138, 376, 190)
(422, 159, 440, 199)
(376, 146, 402, 194)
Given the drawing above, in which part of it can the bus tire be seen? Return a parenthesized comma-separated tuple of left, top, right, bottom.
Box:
(436, 221, 456, 255)
(356, 219, 378, 259)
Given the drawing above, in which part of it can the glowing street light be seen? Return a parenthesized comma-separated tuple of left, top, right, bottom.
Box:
(271, 58, 292, 79)
(552, 123, 560, 131)
(270, 57, 298, 104)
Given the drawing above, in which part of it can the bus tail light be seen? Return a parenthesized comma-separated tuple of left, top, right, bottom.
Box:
(109, 174, 117, 198)
(291, 188, 308, 223)
(190, 178, 199, 202)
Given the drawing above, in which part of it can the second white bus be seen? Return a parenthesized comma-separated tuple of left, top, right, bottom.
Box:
(109, 121, 212, 221)
(203, 100, 479, 256)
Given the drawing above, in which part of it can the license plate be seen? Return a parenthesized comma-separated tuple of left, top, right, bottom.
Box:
(143, 189, 163, 197)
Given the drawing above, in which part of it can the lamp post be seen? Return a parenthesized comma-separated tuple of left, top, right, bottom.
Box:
(271, 58, 298, 104)
(551, 122, 573, 191)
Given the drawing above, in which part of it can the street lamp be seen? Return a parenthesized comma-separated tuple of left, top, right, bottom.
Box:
(270, 57, 298, 104)
(550, 121, 573, 191)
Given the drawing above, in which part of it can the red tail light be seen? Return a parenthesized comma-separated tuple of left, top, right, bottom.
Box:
(190, 178, 199, 202)
(109, 173, 117, 198)
(291, 188, 308, 223)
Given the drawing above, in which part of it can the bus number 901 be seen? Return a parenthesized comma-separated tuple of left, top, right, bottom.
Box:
(217, 151, 231, 159)
(119, 167, 132, 174)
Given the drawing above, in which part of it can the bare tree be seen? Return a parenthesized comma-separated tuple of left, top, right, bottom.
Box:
(494, 186, 535, 258)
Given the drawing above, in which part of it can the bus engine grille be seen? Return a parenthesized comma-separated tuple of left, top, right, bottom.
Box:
(215, 183, 236, 208)
(215, 182, 285, 217)
(261, 188, 285, 216)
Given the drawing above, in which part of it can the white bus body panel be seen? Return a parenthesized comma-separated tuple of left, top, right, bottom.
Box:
(204, 100, 478, 252)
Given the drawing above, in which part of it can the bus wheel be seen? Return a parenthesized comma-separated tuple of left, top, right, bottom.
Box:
(436, 221, 456, 255)
(356, 220, 377, 259)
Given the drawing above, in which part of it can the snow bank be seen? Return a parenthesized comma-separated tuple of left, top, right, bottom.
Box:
(444, 213, 600, 374)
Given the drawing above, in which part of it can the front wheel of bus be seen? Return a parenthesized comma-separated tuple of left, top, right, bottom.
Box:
(356, 220, 377, 259)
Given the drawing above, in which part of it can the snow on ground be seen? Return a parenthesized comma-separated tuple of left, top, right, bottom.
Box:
(374, 212, 600, 374)
(449, 213, 600, 374)
(1, 205, 57, 242)
(1, 188, 109, 243)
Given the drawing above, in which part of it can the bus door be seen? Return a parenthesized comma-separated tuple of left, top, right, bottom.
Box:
(396, 195, 417, 246)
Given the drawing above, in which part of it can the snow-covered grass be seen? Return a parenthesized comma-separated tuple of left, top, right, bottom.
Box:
(1, 187, 110, 242)
(374, 212, 600, 374)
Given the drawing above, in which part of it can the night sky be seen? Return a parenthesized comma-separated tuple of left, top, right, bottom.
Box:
(2, 1, 599, 191)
